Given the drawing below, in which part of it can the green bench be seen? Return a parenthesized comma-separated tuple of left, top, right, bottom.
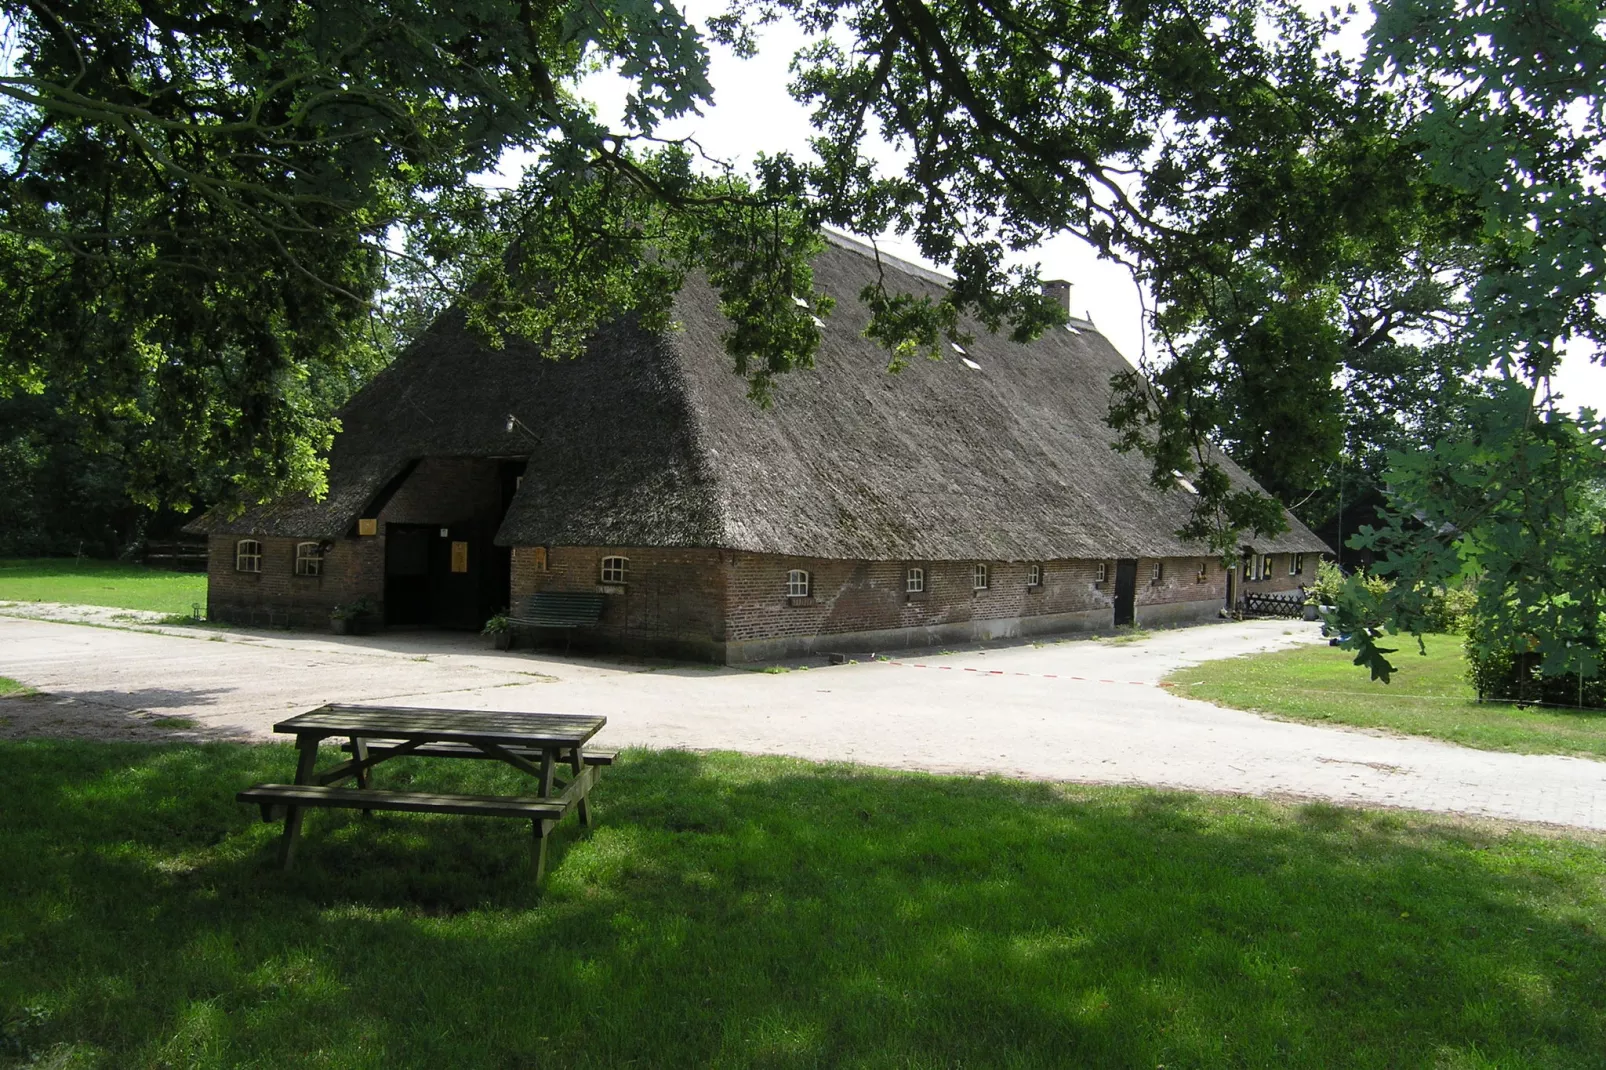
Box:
(507, 591, 608, 652)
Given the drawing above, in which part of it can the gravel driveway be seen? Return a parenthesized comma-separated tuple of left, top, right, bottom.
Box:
(3, 609, 1602, 830)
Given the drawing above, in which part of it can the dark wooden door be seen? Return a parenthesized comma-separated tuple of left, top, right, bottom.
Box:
(1114, 558, 1138, 626)
(427, 525, 483, 630)
(384, 524, 432, 625)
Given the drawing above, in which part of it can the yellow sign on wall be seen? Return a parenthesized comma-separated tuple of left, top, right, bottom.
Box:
(451, 541, 469, 573)
(357, 518, 377, 536)
(531, 546, 547, 571)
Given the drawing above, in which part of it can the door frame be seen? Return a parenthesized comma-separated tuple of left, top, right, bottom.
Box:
(1113, 558, 1138, 627)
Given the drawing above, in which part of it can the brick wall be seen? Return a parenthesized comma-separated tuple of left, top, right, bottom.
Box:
(510, 545, 727, 659)
(725, 553, 1229, 642)
(502, 546, 1236, 660)
(207, 534, 381, 627)
(207, 458, 507, 628)
(1240, 551, 1318, 597)
(1133, 556, 1228, 608)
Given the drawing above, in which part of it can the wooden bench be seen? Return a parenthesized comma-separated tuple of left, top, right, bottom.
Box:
(506, 591, 607, 652)
(242, 706, 609, 881)
(343, 741, 616, 766)
(239, 784, 569, 821)
(238, 784, 572, 873)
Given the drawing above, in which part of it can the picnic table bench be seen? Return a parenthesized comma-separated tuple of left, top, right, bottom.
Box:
(506, 591, 607, 652)
(237, 704, 608, 882)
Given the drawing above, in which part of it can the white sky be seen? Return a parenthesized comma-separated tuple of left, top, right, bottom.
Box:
(494, 0, 1606, 414)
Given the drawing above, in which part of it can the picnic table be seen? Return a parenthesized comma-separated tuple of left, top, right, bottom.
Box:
(238, 704, 610, 882)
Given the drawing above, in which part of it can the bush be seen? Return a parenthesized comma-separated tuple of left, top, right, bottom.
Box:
(1464, 617, 1606, 709)
(1420, 584, 1477, 634)
(1304, 560, 1347, 605)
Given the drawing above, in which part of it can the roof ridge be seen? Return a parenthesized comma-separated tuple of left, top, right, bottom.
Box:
(819, 229, 955, 288)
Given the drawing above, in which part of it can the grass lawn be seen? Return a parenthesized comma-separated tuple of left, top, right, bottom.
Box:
(0, 558, 206, 616)
(2, 742, 1604, 1068)
(1167, 635, 1606, 761)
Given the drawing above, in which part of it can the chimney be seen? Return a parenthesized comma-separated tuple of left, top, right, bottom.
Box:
(1041, 279, 1073, 317)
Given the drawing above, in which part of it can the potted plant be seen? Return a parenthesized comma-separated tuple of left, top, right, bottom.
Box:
(482, 613, 514, 650)
(329, 597, 374, 635)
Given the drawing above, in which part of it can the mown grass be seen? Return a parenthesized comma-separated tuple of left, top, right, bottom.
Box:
(0, 558, 207, 615)
(2, 740, 1604, 1068)
(1166, 635, 1606, 760)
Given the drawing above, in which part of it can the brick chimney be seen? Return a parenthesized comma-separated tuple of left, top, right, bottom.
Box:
(1041, 279, 1073, 317)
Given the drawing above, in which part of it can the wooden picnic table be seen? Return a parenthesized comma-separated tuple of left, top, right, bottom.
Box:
(237, 704, 610, 881)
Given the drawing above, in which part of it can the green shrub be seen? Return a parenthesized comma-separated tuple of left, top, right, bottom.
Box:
(1420, 584, 1477, 634)
(1304, 559, 1347, 605)
(1464, 616, 1606, 709)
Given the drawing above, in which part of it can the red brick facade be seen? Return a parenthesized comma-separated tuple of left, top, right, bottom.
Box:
(501, 546, 1316, 662)
(207, 458, 507, 628)
(212, 487, 1316, 656)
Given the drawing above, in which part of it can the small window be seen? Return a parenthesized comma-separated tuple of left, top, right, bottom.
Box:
(600, 556, 628, 584)
(787, 569, 810, 597)
(973, 563, 989, 590)
(294, 542, 323, 577)
(906, 567, 925, 593)
(235, 540, 262, 573)
(1293, 553, 1305, 576)
(1096, 562, 1107, 584)
(1264, 555, 1276, 580)
(1027, 563, 1042, 587)
(1196, 560, 1209, 584)
(1150, 560, 1163, 584)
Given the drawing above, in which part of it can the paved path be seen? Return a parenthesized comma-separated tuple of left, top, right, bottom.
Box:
(3, 610, 1603, 830)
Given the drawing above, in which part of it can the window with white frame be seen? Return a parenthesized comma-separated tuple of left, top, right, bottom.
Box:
(787, 569, 810, 597)
(1027, 563, 1042, 587)
(1096, 561, 1107, 584)
(294, 541, 323, 577)
(234, 539, 262, 573)
(906, 567, 925, 593)
(972, 563, 989, 590)
(1150, 560, 1163, 584)
(1294, 553, 1305, 575)
(1196, 560, 1209, 584)
(600, 556, 628, 584)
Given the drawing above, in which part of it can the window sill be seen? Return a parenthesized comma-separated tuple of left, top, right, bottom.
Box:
(1026, 584, 1043, 593)
(596, 584, 626, 594)
(905, 592, 929, 603)
(786, 595, 817, 607)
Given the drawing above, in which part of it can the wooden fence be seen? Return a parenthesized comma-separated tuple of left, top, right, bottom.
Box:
(1243, 591, 1304, 619)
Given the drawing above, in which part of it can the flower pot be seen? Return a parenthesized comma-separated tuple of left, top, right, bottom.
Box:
(1302, 604, 1320, 621)
(486, 631, 513, 650)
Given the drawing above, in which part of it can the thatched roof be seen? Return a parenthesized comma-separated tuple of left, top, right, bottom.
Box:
(192, 232, 1329, 559)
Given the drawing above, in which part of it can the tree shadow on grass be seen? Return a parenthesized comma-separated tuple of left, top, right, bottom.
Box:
(2, 741, 1604, 1068)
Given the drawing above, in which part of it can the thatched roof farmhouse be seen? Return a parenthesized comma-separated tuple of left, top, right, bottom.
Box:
(194, 232, 1328, 660)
